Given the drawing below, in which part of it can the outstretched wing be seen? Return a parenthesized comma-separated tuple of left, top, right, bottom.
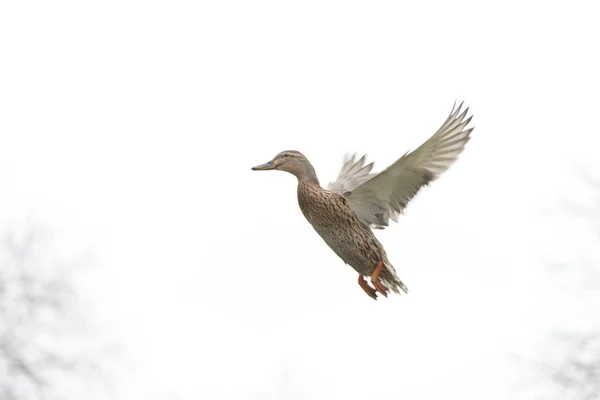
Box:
(343, 102, 474, 229)
(327, 153, 377, 193)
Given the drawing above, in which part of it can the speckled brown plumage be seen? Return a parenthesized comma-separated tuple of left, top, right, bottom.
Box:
(297, 180, 407, 294)
(251, 102, 474, 300)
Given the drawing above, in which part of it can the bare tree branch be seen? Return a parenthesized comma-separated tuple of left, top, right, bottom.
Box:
(0, 226, 112, 400)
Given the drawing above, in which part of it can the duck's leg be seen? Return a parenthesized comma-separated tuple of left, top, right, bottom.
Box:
(370, 261, 388, 297)
(358, 274, 378, 300)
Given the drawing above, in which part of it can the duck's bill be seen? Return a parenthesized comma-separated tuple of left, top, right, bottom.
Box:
(251, 161, 275, 170)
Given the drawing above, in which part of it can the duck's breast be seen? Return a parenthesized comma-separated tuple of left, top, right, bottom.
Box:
(297, 182, 382, 272)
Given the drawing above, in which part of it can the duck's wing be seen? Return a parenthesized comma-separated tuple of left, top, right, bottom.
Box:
(327, 153, 377, 194)
(342, 102, 474, 229)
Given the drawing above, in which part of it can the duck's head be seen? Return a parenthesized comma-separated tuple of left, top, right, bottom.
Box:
(252, 150, 319, 183)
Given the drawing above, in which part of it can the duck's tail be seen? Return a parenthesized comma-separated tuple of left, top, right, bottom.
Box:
(380, 261, 408, 294)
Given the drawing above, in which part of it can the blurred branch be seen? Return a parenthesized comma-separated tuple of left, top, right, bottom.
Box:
(0, 226, 111, 400)
(0, 344, 46, 388)
(543, 334, 600, 400)
(534, 166, 600, 400)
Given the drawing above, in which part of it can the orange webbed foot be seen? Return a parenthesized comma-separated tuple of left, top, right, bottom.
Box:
(358, 274, 378, 300)
(370, 261, 388, 297)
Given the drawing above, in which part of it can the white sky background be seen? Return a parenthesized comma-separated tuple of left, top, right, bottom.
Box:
(1, 1, 599, 399)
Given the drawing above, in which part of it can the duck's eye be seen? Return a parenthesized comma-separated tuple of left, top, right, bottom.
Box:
(282, 154, 290, 158)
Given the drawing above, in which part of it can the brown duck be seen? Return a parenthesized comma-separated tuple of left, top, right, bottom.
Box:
(252, 102, 474, 300)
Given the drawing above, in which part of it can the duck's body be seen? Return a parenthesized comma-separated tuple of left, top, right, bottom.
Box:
(297, 180, 407, 294)
(252, 102, 474, 300)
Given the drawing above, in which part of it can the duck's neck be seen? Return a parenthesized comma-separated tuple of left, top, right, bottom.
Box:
(295, 163, 320, 186)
